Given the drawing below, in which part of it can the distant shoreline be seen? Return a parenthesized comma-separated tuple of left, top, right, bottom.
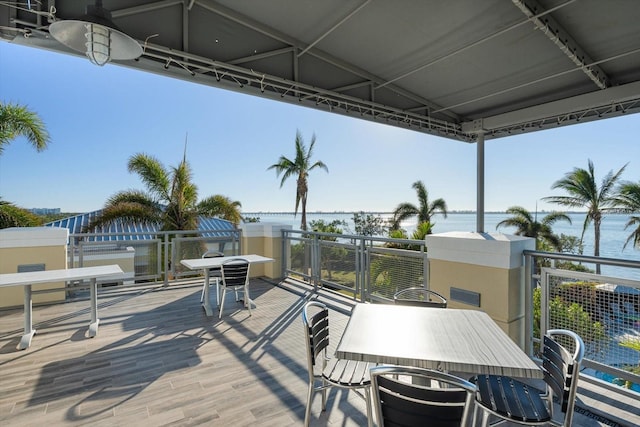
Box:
(243, 210, 593, 215)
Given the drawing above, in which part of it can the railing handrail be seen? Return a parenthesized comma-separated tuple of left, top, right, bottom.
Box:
(524, 249, 640, 270)
(282, 228, 426, 247)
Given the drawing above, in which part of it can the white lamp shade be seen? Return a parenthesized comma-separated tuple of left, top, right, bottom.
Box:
(49, 19, 142, 64)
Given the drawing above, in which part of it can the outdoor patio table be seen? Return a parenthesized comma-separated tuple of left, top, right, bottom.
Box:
(0, 264, 124, 350)
(336, 303, 543, 379)
(180, 254, 275, 317)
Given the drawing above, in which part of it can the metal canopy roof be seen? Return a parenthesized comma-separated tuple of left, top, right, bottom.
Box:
(46, 210, 235, 241)
(2, 0, 640, 143)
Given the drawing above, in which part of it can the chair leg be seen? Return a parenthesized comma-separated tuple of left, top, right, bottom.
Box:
(481, 406, 490, 427)
(219, 287, 226, 319)
(321, 379, 328, 411)
(304, 382, 314, 427)
(214, 278, 220, 306)
(245, 284, 252, 316)
(364, 386, 373, 427)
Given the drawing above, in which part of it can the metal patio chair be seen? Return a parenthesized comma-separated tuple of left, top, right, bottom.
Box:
(302, 301, 373, 427)
(218, 258, 251, 319)
(474, 329, 585, 427)
(370, 365, 476, 427)
(200, 250, 224, 304)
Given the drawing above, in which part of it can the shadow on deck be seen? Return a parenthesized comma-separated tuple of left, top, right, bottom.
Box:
(0, 278, 637, 426)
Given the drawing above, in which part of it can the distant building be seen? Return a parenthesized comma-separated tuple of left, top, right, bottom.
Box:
(29, 208, 61, 215)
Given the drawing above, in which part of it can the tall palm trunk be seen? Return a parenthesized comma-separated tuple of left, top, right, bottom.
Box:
(594, 217, 601, 274)
(300, 193, 308, 231)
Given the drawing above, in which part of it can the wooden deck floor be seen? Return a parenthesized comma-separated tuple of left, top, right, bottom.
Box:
(0, 279, 637, 426)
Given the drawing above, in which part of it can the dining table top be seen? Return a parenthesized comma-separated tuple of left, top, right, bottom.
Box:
(336, 303, 543, 379)
(0, 265, 124, 287)
(180, 254, 275, 270)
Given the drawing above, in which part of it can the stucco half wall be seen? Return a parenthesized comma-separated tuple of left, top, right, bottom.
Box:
(425, 231, 535, 347)
(240, 223, 292, 279)
(0, 227, 69, 307)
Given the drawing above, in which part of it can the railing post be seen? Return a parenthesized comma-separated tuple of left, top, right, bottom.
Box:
(540, 266, 549, 342)
(360, 238, 368, 303)
(524, 252, 533, 356)
(316, 234, 321, 290)
(353, 238, 365, 301)
(78, 241, 84, 268)
(423, 245, 429, 289)
(281, 229, 286, 280)
(163, 232, 170, 286)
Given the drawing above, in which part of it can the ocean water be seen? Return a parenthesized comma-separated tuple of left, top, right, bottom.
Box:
(246, 212, 640, 281)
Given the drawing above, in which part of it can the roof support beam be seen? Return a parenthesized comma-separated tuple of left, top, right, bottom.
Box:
(228, 47, 295, 66)
(194, 0, 459, 121)
(182, 0, 189, 52)
(512, 0, 608, 89)
(111, 0, 183, 18)
(298, 0, 371, 58)
(462, 80, 640, 134)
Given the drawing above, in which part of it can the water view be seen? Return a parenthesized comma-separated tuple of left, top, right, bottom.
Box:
(248, 211, 640, 281)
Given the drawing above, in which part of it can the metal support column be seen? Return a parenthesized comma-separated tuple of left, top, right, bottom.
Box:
(476, 132, 485, 233)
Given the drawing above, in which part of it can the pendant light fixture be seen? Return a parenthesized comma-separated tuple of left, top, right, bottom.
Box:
(49, 0, 142, 66)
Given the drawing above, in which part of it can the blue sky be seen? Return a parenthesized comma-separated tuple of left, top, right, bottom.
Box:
(1, 41, 639, 214)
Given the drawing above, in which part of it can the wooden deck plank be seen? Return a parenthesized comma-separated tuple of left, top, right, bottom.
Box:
(0, 280, 367, 426)
(0, 278, 636, 426)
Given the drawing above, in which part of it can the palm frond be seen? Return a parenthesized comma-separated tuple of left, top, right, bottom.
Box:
(198, 195, 243, 226)
(623, 216, 640, 249)
(127, 153, 171, 201)
(0, 102, 51, 154)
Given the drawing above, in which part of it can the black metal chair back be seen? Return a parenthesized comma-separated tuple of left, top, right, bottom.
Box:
(218, 258, 251, 318)
(303, 301, 330, 370)
(371, 366, 476, 427)
(221, 258, 249, 288)
(542, 331, 583, 417)
(394, 287, 447, 308)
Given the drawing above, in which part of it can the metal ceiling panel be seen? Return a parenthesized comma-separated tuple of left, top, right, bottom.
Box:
(2, 0, 639, 142)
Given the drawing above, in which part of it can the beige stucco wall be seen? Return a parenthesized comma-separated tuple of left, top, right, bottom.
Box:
(426, 231, 535, 348)
(240, 223, 291, 279)
(429, 259, 525, 342)
(0, 227, 69, 308)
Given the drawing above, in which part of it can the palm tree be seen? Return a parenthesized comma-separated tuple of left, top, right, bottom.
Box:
(268, 130, 328, 231)
(0, 102, 51, 155)
(85, 152, 242, 232)
(615, 181, 640, 249)
(496, 206, 571, 250)
(0, 198, 41, 229)
(391, 180, 447, 232)
(543, 159, 627, 273)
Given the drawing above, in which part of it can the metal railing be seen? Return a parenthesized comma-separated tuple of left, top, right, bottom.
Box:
(282, 229, 429, 303)
(68, 229, 241, 288)
(38, 225, 640, 395)
(524, 250, 640, 394)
